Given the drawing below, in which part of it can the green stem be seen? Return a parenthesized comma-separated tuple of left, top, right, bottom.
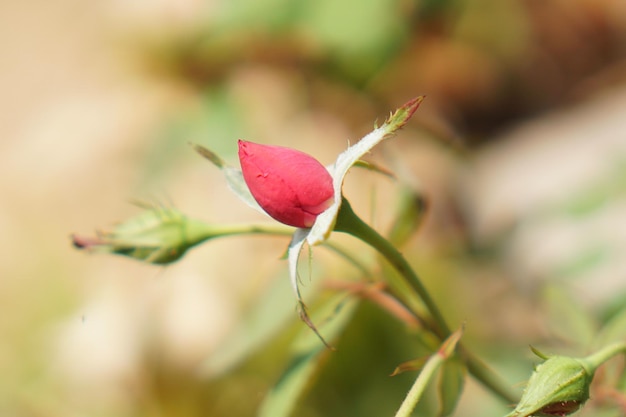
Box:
(395, 328, 465, 417)
(207, 223, 371, 276)
(462, 348, 519, 403)
(583, 342, 626, 371)
(394, 350, 445, 417)
(334, 198, 450, 338)
(334, 198, 518, 404)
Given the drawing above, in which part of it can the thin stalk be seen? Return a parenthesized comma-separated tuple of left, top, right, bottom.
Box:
(207, 223, 370, 276)
(462, 347, 519, 403)
(334, 198, 450, 338)
(584, 342, 626, 371)
(394, 350, 445, 417)
(395, 327, 464, 417)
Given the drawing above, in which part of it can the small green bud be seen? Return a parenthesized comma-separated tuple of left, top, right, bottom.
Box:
(508, 354, 593, 417)
(72, 205, 217, 264)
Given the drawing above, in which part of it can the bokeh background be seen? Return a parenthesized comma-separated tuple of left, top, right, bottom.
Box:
(2, 0, 626, 415)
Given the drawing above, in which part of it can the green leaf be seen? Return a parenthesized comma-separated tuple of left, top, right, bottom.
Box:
(257, 347, 321, 417)
(213, 0, 297, 30)
(438, 357, 466, 417)
(257, 296, 359, 417)
(387, 187, 427, 247)
(596, 306, 626, 349)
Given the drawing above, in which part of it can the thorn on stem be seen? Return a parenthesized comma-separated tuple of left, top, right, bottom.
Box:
(297, 301, 335, 351)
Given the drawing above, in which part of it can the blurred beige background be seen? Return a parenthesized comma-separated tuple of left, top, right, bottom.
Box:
(0, 1, 221, 413)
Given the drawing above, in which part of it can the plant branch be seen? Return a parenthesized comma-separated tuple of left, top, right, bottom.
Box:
(333, 197, 518, 404)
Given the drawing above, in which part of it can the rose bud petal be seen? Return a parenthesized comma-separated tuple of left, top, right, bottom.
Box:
(238, 140, 334, 228)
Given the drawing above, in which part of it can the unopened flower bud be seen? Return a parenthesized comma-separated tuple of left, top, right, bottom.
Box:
(238, 140, 334, 228)
(72, 206, 216, 264)
(508, 354, 593, 417)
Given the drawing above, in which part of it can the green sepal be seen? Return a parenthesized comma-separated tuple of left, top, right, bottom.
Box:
(507, 355, 594, 417)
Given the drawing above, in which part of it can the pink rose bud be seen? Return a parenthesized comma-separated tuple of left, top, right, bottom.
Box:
(238, 140, 334, 228)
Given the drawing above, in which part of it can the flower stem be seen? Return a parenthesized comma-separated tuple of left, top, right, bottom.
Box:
(583, 342, 626, 371)
(334, 197, 518, 403)
(462, 348, 519, 404)
(394, 327, 464, 417)
(206, 223, 371, 276)
(394, 348, 445, 417)
(334, 198, 450, 338)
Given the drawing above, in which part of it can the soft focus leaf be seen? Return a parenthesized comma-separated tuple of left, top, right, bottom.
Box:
(387, 187, 427, 247)
(596, 306, 626, 349)
(257, 296, 359, 417)
(199, 272, 298, 377)
(438, 357, 466, 417)
(551, 159, 626, 218)
(299, 0, 408, 81)
(554, 244, 611, 281)
(214, 0, 296, 29)
(257, 347, 319, 417)
(542, 284, 596, 347)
